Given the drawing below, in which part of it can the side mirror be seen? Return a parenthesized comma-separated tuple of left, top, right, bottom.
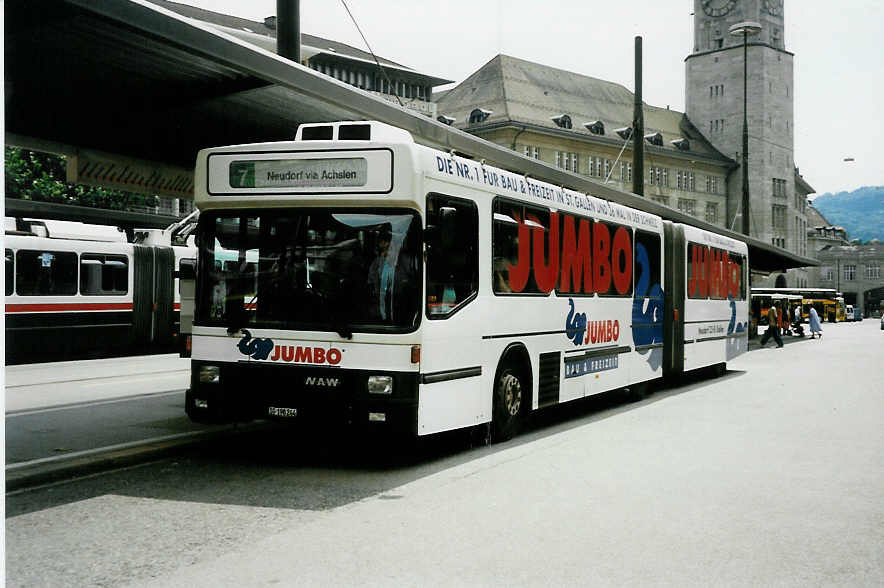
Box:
(176, 258, 197, 280)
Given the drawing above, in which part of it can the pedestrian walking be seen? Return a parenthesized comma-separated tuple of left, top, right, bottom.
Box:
(760, 302, 784, 348)
(809, 306, 823, 339)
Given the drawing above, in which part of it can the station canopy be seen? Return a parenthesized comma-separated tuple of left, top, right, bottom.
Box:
(3, 0, 816, 272)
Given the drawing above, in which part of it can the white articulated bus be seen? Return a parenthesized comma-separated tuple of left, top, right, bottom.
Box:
(5, 218, 195, 364)
(185, 121, 748, 440)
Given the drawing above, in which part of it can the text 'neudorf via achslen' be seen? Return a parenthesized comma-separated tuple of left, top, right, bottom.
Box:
(433, 154, 659, 228)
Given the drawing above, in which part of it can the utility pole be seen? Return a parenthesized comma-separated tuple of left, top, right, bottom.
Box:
(277, 0, 300, 62)
(632, 36, 644, 197)
(729, 21, 761, 236)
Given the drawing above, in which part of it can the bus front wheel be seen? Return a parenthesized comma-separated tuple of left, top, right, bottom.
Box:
(491, 362, 525, 442)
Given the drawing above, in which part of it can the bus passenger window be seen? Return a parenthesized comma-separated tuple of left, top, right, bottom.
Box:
(15, 250, 78, 296)
(426, 194, 478, 318)
(5, 249, 13, 295)
(633, 231, 662, 296)
(492, 198, 549, 295)
(80, 254, 128, 295)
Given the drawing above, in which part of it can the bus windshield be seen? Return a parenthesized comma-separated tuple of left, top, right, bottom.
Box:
(197, 209, 422, 334)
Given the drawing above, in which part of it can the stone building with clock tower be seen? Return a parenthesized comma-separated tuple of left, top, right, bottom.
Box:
(686, 0, 812, 287)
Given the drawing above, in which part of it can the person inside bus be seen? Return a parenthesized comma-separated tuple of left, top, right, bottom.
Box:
(759, 301, 784, 348)
(367, 225, 396, 322)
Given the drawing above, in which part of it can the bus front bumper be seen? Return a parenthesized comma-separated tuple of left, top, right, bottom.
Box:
(186, 360, 419, 435)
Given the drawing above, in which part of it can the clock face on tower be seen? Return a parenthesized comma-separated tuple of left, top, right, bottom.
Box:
(702, 0, 737, 17)
(763, 0, 783, 16)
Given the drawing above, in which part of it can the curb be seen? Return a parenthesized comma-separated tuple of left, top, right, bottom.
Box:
(5, 422, 269, 492)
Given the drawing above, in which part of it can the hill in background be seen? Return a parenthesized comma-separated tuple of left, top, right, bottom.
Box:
(811, 186, 884, 242)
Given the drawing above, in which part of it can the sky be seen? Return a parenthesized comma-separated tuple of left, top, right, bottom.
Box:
(179, 0, 882, 196)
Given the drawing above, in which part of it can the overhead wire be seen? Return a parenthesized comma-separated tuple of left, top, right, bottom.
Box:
(339, 0, 404, 107)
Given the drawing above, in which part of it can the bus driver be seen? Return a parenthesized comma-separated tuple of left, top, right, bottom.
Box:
(368, 226, 395, 321)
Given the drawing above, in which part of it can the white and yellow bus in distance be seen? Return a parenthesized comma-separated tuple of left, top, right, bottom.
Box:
(187, 121, 749, 440)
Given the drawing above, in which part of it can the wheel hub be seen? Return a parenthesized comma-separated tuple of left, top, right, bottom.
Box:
(501, 373, 521, 416)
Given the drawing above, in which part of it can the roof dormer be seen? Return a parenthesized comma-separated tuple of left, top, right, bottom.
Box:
(551, 114, 572, 129)
(584, 120, 605, 135)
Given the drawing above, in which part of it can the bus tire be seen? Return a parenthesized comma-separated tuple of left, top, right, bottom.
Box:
(491, 360, 527, 442)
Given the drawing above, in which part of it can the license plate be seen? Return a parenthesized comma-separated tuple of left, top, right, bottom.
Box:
(267, 406, 298, 418)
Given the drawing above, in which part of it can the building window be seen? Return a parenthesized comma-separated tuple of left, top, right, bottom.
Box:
(688, 172, 695, 192)
(585, 121, 605, 135)
(469, 108, 492, 124)
(555, 151, 578, 172)
(844, 264, 856, 281)
(705, 202, 718, 224)
(594, 156, 603, 178)
(676, 170, 684, 190)
(866, 265, 880, 280)
(651, 195, 669, 206)
(772, 178, 787, 198)
(523, 145, 540, 159)
(821, 267, 833, 281)
(551, 114, 572, 129)
(772, 204, 787, 229)
(604, 159, 612, 180)
(677, 198, 696, 216)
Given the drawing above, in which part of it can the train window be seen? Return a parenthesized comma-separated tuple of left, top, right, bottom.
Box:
(15, 249, 77, 296)
(80, 254, 128, 295)
(426, 193, 478, 317)
(5, 249, 13, 295)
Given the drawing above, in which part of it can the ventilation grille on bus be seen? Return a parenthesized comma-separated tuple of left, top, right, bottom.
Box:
(295, 121, 414, 143)
(538, 352, 562, 407)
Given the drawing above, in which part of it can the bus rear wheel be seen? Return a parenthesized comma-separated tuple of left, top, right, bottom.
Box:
(491, 362, 525, 442)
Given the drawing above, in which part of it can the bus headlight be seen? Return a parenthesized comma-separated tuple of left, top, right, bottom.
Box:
(367, 375, 393, 395)
(199, 365, 220, 384)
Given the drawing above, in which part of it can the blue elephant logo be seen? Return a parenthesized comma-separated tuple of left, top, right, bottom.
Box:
(631, 242, 664, 348)
(727, 297, 746, 335)
(237, 329, 274, 360)
(565, 298, 587, 345)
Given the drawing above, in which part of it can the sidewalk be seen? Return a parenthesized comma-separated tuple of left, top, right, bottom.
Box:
(5, 354, 190, 413)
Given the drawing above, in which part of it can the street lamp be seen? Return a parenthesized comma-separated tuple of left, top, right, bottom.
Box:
(729, 21, 762, 237)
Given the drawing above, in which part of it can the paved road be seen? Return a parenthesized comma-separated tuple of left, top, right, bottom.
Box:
(5, 322, 883, 587)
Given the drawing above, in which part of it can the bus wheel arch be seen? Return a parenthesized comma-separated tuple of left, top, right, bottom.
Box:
(491, 344, 532, 442)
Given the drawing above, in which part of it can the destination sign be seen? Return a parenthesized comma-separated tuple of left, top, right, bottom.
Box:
(229, 158, 368, 189)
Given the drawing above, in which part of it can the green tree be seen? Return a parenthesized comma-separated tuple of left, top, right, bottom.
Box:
(4, 147, 159, 210)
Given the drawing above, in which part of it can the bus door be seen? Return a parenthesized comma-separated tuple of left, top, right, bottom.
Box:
(419, 193, 483, 435)
(662, 222, 685, 377)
